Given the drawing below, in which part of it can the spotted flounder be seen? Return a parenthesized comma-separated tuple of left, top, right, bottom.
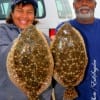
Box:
(7, 25, 54, 100)
(50, 23, 88, 100)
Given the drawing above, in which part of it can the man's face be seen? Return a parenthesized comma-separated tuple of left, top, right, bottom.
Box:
(73, 0, 96, 20)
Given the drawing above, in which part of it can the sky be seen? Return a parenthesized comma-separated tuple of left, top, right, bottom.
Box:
(69, 0, 100, 18)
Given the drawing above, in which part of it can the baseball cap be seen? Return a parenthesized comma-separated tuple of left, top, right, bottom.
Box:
(11, 0, 38, 9)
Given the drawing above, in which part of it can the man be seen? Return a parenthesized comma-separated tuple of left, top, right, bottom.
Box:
(0, 0, 52, 99)
(54, 0, 100, 100)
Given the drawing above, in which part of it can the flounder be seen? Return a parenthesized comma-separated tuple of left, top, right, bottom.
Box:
(50, 23, 88, 100)
(6, 25, 54, 100)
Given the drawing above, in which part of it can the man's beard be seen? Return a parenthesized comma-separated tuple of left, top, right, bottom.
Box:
(75, 6, 94, 20)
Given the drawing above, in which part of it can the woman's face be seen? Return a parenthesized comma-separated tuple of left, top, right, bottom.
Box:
(12, 4, 35, 30)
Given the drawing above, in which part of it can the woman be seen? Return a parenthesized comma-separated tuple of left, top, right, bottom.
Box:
(0, 0, 52, 99)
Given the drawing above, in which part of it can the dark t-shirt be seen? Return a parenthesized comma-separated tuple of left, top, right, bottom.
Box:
(55, 18, 100, 100)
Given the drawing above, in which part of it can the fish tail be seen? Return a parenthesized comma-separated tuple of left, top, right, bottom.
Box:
(63, 87, 78, 100)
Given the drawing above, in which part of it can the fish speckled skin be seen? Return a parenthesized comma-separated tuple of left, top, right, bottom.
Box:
(50, 23, 88, 100)
(7, 25, 54, 100)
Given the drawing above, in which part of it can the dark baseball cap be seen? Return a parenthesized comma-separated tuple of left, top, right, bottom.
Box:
(11, 0, 38, 9)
